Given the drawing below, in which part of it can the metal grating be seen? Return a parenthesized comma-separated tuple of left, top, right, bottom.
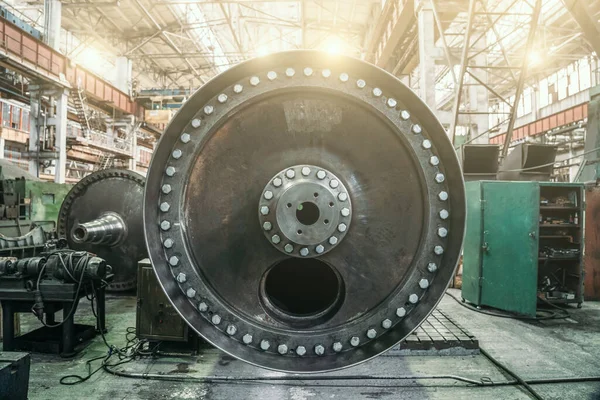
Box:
(386, 309, 479, 356)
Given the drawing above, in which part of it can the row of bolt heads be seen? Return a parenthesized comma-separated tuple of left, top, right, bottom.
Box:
(194, 284, 431, 356)
(262, 168, 347, 197)
(260, 232, 341, 255)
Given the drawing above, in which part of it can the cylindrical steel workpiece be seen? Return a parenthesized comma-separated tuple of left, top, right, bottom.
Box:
(71, 212, 127, 246)
(58, 169, 146, 291)
(144, 51, 466, 372)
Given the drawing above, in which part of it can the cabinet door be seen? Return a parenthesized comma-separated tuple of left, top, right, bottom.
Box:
(462, 181, 483, 305)
(481, 182, 539, 316)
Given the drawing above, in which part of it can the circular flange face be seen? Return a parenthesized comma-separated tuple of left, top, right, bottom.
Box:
(259, 165, 351, 257)
(143, 51, 466, 373)
(58, 169, 146, 291)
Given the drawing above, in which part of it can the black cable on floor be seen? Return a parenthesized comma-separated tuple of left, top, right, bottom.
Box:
(480, 348, 544, 400)
(527, 376, 600, 385)
(62, 288, 599, 395)
(102, 361, 600, 390)
(89, 327, 600, 393)
(59, 282, 161, 385)
(102, 365, 494, 387)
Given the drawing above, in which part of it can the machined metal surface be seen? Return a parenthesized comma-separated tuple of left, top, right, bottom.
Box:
(259, 165, 352, 257)
(0, 226, 47, 253)
(144, 51, 466, 372)
(497, 143, 557, 181)
(58, 169, 146, 291)
(72, 212, 127, 246)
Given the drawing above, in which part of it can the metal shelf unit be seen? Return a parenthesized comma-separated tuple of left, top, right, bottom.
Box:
(462, 181, 584, 317)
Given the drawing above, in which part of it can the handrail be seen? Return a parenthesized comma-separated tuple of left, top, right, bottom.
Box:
(0, 15, 143, 117)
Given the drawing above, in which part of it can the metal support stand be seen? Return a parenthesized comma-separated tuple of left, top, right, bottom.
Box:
(96, 285, 106, 333)
(46, 311, 55, 325)
(1, 301, 14, 351)
(61, 301, 75, 357)
(0, 279, 108, 357)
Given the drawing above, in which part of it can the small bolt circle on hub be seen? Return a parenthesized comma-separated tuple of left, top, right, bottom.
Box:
(258, 165, 352, 258)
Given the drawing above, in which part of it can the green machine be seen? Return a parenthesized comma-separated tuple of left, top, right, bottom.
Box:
(0, 163, 71, 237)
(22, 180, 72, 233)
(462, 181, 585, 316)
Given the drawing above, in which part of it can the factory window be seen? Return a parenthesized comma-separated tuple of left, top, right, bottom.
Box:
(2, 103, 9, 127)
(557, 70, 567, 101)
(12, 107, 21, 130)
(539, 78, 549, 108)
(22, 110, 29, 132)
(548, 73, 557, 104)
(518, 88, 532, 117)
(579, 59, 591, 90)
(535, 57, 593, 111)
(567, 63, 579, 96)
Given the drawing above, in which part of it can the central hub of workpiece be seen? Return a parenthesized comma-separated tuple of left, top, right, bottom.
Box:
(259, 165, 352, 257)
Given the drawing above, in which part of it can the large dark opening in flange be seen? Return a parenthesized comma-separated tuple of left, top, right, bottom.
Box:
(296, 201, 320, 225)
(261, 258, 344, 327)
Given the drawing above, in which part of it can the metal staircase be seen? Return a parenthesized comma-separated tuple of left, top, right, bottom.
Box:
(72, 84, 92, 138)
(96, 153, 114, 171)
(69, 83, 134, 163)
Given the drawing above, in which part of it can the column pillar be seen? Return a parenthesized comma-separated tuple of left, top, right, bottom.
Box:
(28, 90, 41, 178)
(115, 57, 132, 95)
(416, 0, 437, 110)
(128, 116, 137, 172)
(531, 84, 539, 121)
(468, 51, 490, 144)
(44, 0, 62, 50)
(54, 89, 68, 183)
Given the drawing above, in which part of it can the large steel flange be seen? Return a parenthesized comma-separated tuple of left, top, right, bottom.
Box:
(144, 51, 465, 373)
(259, 165, 351, 258)
(58, 169, 147, 291)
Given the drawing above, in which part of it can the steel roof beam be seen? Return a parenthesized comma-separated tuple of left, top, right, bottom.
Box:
(561, 0, 600, 57)
(132, 0, 202, 79)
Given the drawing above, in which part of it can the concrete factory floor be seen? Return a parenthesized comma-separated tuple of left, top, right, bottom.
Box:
(15, 289, 600, 400)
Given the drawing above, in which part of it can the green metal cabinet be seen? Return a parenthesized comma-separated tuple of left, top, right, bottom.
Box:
(462, 181, 584, 317)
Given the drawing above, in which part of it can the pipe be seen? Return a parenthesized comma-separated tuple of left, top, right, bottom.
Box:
(71, 212, 127, 246)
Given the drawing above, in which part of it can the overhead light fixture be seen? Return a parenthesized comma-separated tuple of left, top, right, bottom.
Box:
(257, 46, 270, 57)
(320, 36, 355, 56)
(323, 36, 344, 55)
(528, 51, 542, 67)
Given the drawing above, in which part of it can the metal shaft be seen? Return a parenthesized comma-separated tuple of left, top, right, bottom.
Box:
(72, 212, 127, 246)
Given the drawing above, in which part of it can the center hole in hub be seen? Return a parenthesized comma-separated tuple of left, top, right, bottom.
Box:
(262, 259, 343, 325)
(73, 227, 86, 241)
(296, 201, 320, 225)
